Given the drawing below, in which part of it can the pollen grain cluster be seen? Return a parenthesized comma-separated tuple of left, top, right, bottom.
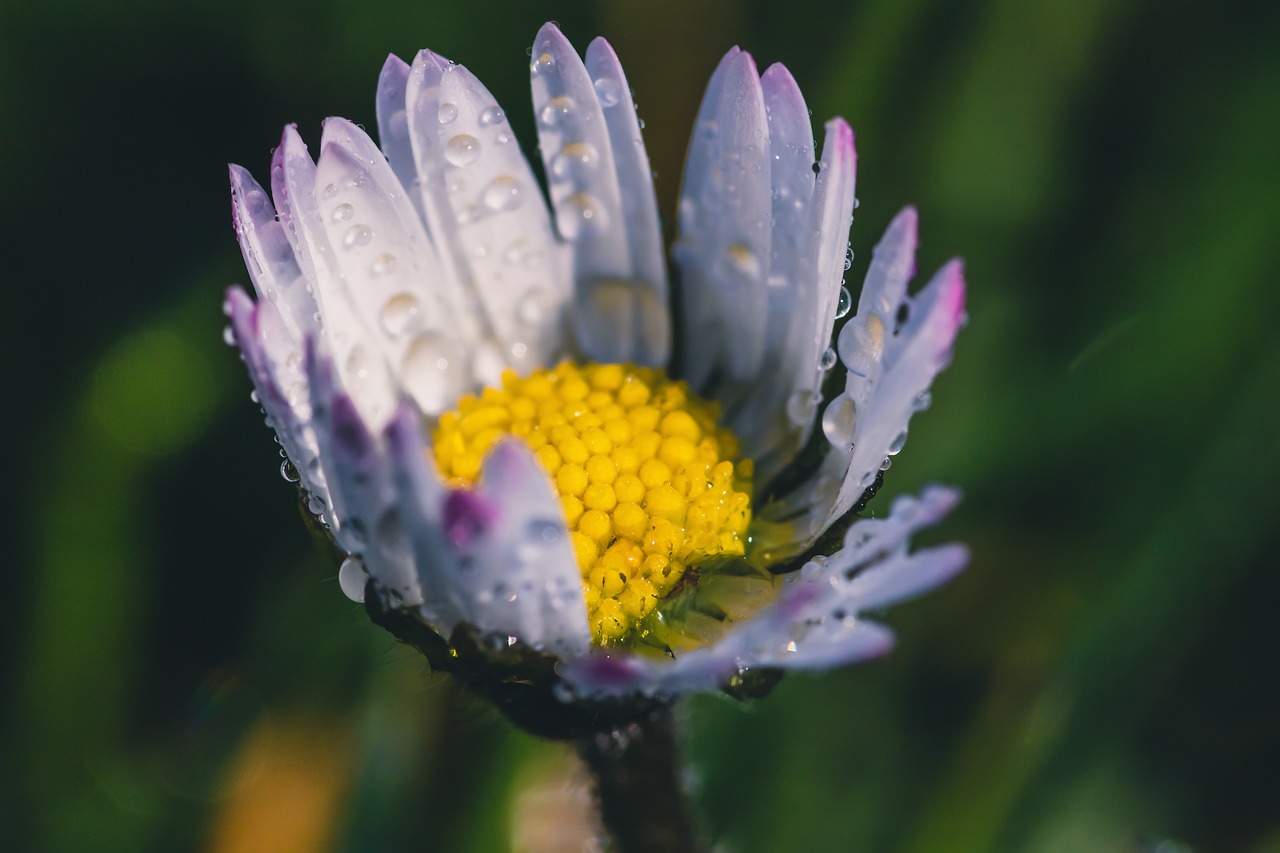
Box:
(432, 362, 753, 644)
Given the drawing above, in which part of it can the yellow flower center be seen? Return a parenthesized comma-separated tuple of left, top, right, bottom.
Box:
(432, 362, 753, 644)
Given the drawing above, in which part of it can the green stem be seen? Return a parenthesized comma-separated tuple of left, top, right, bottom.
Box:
(577, 706, 705, 853)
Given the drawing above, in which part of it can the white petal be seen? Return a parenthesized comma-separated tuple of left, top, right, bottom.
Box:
(384, 414, 590, 654)
(531, 24, 669, 366)
(374, 54, 420, 217)
(674, 48, 772, 394)
(583, 36, 670, 365)
(306, 346, 423, 605)
(229, 164, 318, 344)
(225, 288, 326, 504)
(272, 126, 398, 427)
(314, 121, 473, 417)
(406, 50, 571, 382)
(765, 210, 964, 550)
(719, 64, 821, 466)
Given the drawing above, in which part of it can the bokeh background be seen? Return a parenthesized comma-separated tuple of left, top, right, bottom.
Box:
(4, 0, 1279, 850)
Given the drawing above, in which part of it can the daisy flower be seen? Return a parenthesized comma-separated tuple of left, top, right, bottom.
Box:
(225, 22, 967, 712)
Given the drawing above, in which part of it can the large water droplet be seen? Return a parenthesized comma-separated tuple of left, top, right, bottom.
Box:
(835, 285, 852, 319)
(343, 224, 373, 249)
(401, 332, 466, 414)
(726, 243, 760, 277)
(539, 95, 574, 127)
(593, 76, 622, 107)
(786, 389, 819, 425)
(821, 394, 858, 447)
(481, 175, 523, 211)
(479, 105, 505, 126)
(819, 346, 837, 371)
(338, 555, 368, 603)
(332, 202, 354, 222)
(531, 52, 556, 75)
(437, 102, 458, 124)
(555, 193, 606, 240)
(380, 292, 420, 336)
(551, 141, 598, 179)
(444, 134, 481, 167)
(887, 429, 908, 456)
(346, 344, 372, 380)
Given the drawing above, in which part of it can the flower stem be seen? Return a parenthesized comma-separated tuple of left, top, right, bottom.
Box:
(577, 705, 705, 853)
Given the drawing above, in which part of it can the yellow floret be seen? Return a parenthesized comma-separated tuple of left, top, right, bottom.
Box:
(431, 361, 753, 645)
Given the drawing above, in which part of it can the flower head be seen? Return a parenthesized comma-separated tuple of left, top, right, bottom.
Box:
(225, 23, 967, 717)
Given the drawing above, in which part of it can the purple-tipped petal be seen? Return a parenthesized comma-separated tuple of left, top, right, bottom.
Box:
(375, 53, 420, 211)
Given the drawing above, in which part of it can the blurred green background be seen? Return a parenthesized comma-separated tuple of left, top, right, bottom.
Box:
(4, 0, 1278, 850)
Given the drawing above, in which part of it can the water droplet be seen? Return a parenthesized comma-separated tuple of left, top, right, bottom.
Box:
(307, 493, 327, 515)
(835, 285, 852, 318)
(821, 394, 858, 447)
(786, 390, 817, 425)
(726, 243, 760, 277)
(911, 390, 932, 412)
(379, 292, 420, 336)
(517, 287, 555, 325)
(444, 134, 481, 167)
(448, 177, 466, 194)
(401, 332, 466, 414)
(222, 325, 236, 346)
(343, 224, 373, 249)
(539, 95, 574, 127)
(481, 174, 523, 211)
(887, 430, 908, 456)
(531, 52, 556, 75)
(280, 459, 300, 482)
(249, 390, 260, 404)
(346, 344, 372, 380)
(551, 141, 598, 179)
(593, 76, 622, 107)
(479, 105, 505, 126)
(879, 457, 892, 472)
(331, 202, 354, 222)
(455, 203, 481, 225)
(819, 346, 837, 371)
(437, 102, 458, 124)
(370, 253, 397, 277)
(338, 555, 368, 602)
(321, 182, 339, 199)
(555, 192, 606, 239)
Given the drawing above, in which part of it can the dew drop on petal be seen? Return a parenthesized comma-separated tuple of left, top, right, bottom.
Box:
(887, 429, 908, 456)
(481, 174, 523, 211)
(280, 459, 300, 482)
(444, 134, 482, 167)
(835, 285, 852, 319)
(551, 141, 598, 179)
(555, 193, 606, 239)
(346, 344, 372, 380)
(531, 51, 556, 75)
(819, 346, 837, 371)
(343, 224, 373, 249)
(517, 286, 555, 325)
(821, 394, 858, 447)
(401, 332, 466, 415)
(911, 390, 932, 412)
(338, 555, 368, 602)
(786, 389, 817, 425)
(308, 493, 327, 515)
(222, 325, 236, 346)
(379, 292, 420, 336)
(593, 76, 622, 107)
(539, 96, 574, 127)
(437, 102, 458, 124)
(332, 203, 354, 222)
(479, 105, 505, 126)
(879, 457, 892, 472)
(726, 243, 760, 277)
